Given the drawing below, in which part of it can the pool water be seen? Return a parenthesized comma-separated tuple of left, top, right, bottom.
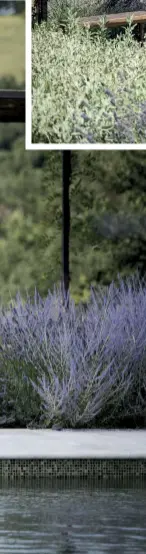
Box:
(0, 477, 146, 553)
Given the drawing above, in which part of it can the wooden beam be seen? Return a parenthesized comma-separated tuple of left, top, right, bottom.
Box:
(78, 11, 146, 29)
(78, 10, 146, 45)
(0, 90, 25, 123)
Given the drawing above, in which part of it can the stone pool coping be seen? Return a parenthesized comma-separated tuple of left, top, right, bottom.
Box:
(0, 430, 146, 478)
(0, 429, 146, 458)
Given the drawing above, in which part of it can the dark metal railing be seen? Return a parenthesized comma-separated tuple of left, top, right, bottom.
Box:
(0, 90, 25, 123)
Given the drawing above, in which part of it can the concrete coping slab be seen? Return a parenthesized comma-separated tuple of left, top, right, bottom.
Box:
(0, 429, 146, 459)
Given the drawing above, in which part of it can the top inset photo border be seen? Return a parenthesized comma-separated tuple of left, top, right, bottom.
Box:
(26, 0, 146, 149)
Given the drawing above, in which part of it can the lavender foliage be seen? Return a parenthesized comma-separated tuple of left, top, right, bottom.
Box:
(0, 274, 146, 428)
(104, 88, 146, 143)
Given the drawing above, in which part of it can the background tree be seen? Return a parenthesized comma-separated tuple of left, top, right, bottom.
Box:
(1, 85, 146, 311)
(0, 1, 25, 13)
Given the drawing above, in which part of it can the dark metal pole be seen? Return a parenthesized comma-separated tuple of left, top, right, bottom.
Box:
(62, 151, 71, 310)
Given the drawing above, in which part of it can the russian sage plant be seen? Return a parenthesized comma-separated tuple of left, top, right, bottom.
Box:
(0, 272, 146, 427)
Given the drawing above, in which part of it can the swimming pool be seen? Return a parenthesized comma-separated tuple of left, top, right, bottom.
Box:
(0, 477, 146, 553)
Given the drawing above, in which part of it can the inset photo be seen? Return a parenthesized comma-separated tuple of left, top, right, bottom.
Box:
(26, 0, 146, 148)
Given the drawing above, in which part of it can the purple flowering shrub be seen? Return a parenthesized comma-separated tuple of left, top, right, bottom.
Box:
(73, 94, 146, 144)
(104, 89, 146, 143)
(0, 273, 146, 428)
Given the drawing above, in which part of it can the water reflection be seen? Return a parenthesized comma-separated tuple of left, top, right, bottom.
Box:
(0, 477, 145, 553)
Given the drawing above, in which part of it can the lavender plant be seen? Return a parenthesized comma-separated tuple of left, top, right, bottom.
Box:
(0, 272, 146, 428)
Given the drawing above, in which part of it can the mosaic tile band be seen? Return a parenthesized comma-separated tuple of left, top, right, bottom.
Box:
(0, 459, 146, 479)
